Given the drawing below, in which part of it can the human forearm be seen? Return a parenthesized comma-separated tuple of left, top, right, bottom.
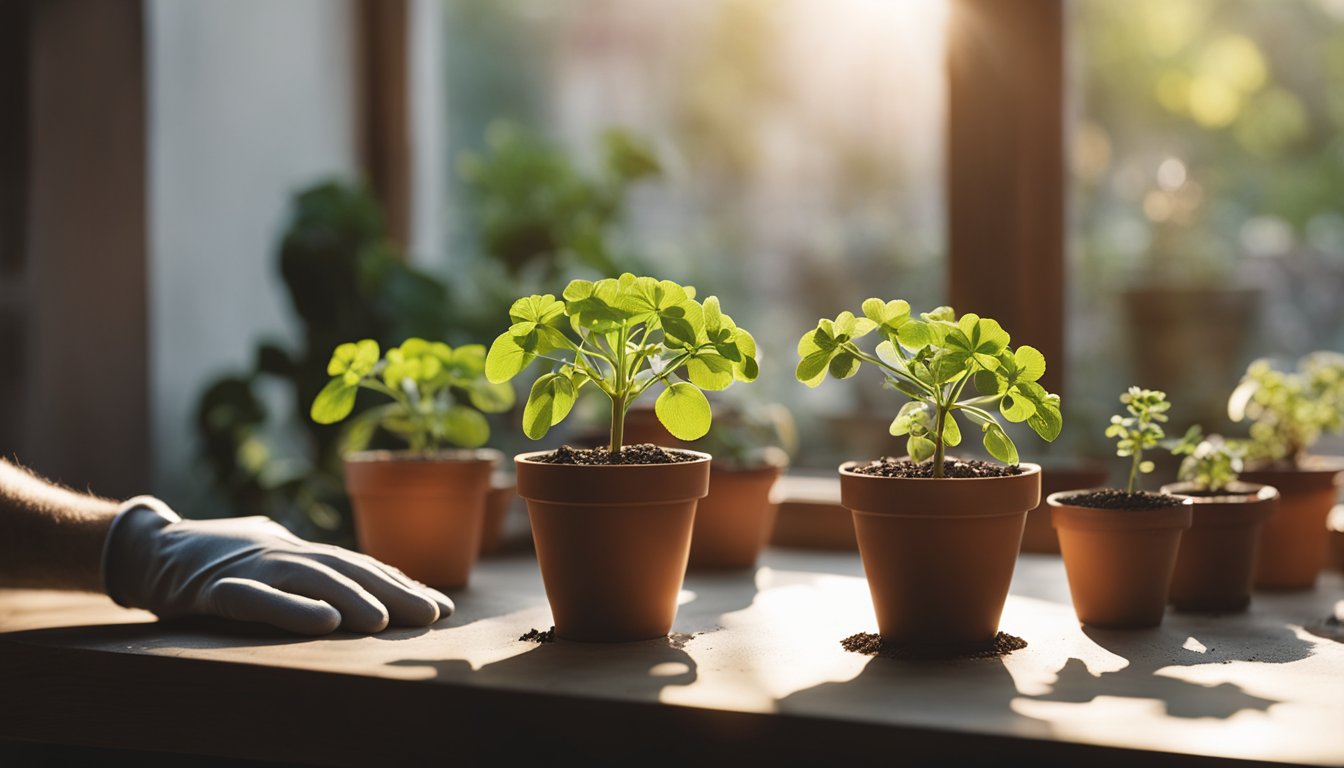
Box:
(0, 459, 119, 591)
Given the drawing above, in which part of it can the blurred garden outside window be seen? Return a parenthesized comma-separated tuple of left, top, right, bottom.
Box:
(414, 0, 951, 467)
(1068, 0, 1344, 459)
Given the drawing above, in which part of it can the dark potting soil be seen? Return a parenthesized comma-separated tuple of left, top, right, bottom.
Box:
(519, 626, 556, 644)
(1058, 489, 1185, 510)
(533, 444, 699, 465)
(849, 458, 1024, 479)
(841, 631, 1027, 660)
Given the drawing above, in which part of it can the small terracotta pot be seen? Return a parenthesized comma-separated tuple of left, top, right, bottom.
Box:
(1160, 482, 1278, 613)
(688, 463, 781, 570)
(838, 462, 1041, 647)
(344, 449, 500, 589)
(1049, 491, 1193, 628)
(478, 472, 517, 556)
(1240, 458, 1344, 590)
(1020, 464, 1110, 554)
(515, 449, 711, 642)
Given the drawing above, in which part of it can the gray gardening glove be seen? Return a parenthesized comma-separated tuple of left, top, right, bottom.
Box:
(102, 496, 454, 635)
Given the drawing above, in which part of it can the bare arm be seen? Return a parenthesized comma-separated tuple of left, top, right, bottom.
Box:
(0, 458, 120, 591)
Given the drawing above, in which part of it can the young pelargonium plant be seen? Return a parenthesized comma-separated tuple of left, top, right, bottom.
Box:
(1105, 387, 1169, 494)
(796, 300, 1062, 478)
(484, 274, 759, 452)
(1170, 425, 1244, 493)
(310, 338, 516, 452)
(1228, 353, 1344, 467)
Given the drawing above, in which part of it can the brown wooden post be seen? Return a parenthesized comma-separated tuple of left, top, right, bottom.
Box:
(10, 0, 149, 498)
(947, 0, 1066, 395)
(357, 0, 411, 250)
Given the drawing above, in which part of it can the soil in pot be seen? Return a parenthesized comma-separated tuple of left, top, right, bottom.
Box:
(1240, 458, 1344, 590)
(515, 446, 710, 642)
(839, 458, 1040, 647)
(1049, 490, 1193, 629)
(688, 462, 782, 570)
(344, 449, 500, 589)
(1020, 463, 1110, 554)
(1160, 482, 1278, 613)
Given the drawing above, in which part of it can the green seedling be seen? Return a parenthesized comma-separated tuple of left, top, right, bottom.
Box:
(1105, 387, 1169, 493)
(485, 274, 759, 452)
(796, 300, 1062, 478)
(1169, 425, 1244, 493)
(310, 338, 515, 452)
(1228, 352, 1344, 467)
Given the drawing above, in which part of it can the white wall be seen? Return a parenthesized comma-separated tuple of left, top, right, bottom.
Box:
(148, 0, 358, 510)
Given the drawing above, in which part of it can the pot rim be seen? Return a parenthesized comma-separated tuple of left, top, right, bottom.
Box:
(344, 448, 503, 465)
(515, 447, 712, 467)
(1047, 489, 1194, 532)
(1158, 481, 1279, 504)
(1046, 488, 1194, 510)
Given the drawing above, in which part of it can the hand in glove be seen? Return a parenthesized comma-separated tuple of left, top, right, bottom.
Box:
(102, 496, 454, 635)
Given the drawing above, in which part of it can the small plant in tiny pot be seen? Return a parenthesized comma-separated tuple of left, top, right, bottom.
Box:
(1227, 353, 1344, 589)
(1047, 388, 1193, 629)
(797, 300, 1059, 649)
(311, 338, 515, 588)
(1160, 427, 1278, 612)
(687, 402, 796, 570)
(486, 274, 759, 641)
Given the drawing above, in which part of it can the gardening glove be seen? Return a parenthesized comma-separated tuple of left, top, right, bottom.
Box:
(101, 496, 455, 636)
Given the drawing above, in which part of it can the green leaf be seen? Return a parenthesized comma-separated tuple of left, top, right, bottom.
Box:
(1000, 392, 1037, 423)
(522, 373, 577, 440)
(973, 369, 1002, 396)
(311, 379, 358, 424)
(467, 379, 516, 413)
(686, 354, 735, 391)
(941, 413, 962, 447)
(983, 423, 1019, 464)
(1027, 397, 1063, 442)
(828, 352, 860, 380)
(796, 349, 835, 387)
(485, 332, 534, 384)
(1015, 345, 1046, 382)
(442, 406, 490, 448)
(907, 435, 936, 462)
(896, 320, 935, 349)
(655, 382, 712, 441)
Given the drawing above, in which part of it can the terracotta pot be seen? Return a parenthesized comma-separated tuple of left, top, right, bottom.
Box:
(1049, 491, 1193, 628)
(1020, 464, 1111, 554)
(515, 449, 711, 642)
(1160, 482, 1278, 612)
(478, 472, 517, 556)
(344, 449, 500, 589)
(838, 462, 1041, 647)
(770, 474, 856, 551)
(1240, 458, 1344, 590)
(688, 463, 781, 570)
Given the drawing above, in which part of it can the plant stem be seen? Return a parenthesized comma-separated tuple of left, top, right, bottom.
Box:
(1127, 450, 1140, 494)
(609, 394, 626, 454)
(932, 403, 947, 479)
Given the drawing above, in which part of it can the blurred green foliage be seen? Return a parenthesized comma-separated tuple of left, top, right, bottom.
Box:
(196, 125, 660, 537)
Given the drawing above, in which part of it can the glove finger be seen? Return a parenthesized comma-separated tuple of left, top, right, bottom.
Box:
(265, 555, 391, 634)
(356, 555, 455, 620)
(308, 551, 442, 627)
(205, 577, 342, 636)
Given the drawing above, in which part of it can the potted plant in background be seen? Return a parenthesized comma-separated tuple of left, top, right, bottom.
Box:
(1048, 388, 1193, 628)
(1228, 353, 1344, 589)
(1161, 427, 1278, 612)
(486, 274, 759, 641)
(311, 338, 515, 588)
(796, 300, 1060, 649)
(687, 402, 796, 570)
